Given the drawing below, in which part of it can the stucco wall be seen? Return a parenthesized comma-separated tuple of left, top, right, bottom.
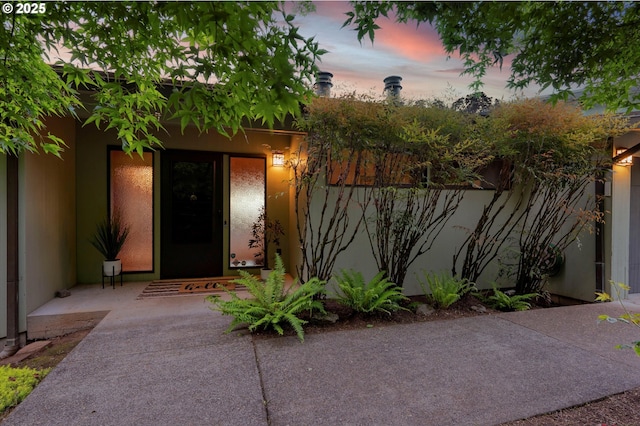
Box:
(310, 182, 598, 300)
(75, 123, 295, 283)
(312, 187, 519, 297)
(22, 116, 77, 317)
(545, 185, 598, 301)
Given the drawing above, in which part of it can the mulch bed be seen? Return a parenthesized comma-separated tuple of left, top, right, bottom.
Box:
(251, 294, 496, 339)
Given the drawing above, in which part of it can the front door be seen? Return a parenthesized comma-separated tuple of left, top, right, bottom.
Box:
(161, 150, 222, 278)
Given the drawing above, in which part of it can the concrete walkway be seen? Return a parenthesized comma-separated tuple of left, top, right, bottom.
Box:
(5, 288, 640, 425)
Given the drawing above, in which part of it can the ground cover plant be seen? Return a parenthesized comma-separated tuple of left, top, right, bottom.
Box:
(0, 328, 89, 421)
(333, 270, 408, 315)
(207, 255, 325, 342)
(0, 365, 49, 413)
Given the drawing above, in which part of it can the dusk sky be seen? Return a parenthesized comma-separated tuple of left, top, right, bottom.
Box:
(288, 2, 544, 102)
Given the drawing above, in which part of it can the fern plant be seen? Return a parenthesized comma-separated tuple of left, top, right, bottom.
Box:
(333, 270, 408, 315)
(418, 271, 476, 309)
(207, 255, 326, 342)
(484, 284, 538, 312)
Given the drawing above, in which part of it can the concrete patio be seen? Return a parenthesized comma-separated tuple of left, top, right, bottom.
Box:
(5, 284, 640, 425)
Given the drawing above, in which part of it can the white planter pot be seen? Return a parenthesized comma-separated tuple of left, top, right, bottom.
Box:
(103, 259, 122, 277)
(260, 269, 272, 280)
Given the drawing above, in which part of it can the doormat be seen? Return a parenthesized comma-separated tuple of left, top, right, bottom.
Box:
(138, 277, 237, 299)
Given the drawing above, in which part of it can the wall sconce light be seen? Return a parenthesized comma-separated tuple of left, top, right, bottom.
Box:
(272, 151, 285, 167)
(616, 148, 633, 166)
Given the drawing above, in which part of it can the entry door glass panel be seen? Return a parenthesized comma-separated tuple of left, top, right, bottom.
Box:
(229, 157, 265, 268)
(110, 150, 153, 272)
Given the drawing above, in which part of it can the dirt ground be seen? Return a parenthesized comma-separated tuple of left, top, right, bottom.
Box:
(3, 297, 640, 425)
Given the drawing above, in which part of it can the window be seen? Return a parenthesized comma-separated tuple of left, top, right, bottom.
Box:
(329, 149, 509, 190)
(229, 156, 266, 267)
(109, 149, 154, 272)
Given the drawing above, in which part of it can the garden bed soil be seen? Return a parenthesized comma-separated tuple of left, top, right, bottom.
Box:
(250, 294, 496, 339)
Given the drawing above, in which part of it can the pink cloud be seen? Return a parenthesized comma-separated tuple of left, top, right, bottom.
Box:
(311, 1, 352, 20)
(374, 19, 446, 62)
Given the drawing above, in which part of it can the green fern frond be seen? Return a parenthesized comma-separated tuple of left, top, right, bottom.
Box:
(208, 254, 326, 342)
(334, 269, 407, 314)
(418, 271, 475, 309)
(483, 284, 538, 311)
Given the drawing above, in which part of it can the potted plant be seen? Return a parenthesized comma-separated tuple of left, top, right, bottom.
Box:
(248, 206, 285, 280)
(90, 212, 130, 277)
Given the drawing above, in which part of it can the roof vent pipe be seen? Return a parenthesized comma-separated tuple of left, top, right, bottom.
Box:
(314, 71, 333, 97)
(383, 75, 402, 97)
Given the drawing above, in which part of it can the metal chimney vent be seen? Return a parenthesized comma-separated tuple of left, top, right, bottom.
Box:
(383, 75, 403, 97)
(314, 71, 333, 97)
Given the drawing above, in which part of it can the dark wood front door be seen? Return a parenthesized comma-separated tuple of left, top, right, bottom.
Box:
(161, 150, 222, 278)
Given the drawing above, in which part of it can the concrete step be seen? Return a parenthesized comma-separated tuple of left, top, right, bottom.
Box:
(27, 311, 109, 340)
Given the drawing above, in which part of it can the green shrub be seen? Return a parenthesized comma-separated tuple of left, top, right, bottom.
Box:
(483, 284, 538, 311)
(418, 271, 476, 309)
(333, 270, 408, 315)
(0, 365, 49, 413)
(207, 255, 325, 342)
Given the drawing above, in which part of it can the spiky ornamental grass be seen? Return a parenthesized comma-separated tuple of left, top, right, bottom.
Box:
(333, 270, 408, 315)
(89, 212, 130, 260)
(207, 255, 326, 342)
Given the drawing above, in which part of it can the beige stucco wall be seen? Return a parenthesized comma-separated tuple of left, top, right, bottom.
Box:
(314, 187, 518, 297)
(313, 181, 600, 300)
(545, 186, 598, 301)
(75, 123, 296, 284)
(21, 116, 77, 318)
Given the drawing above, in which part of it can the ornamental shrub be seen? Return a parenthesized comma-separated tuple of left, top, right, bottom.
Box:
(597, 281, 640, 356)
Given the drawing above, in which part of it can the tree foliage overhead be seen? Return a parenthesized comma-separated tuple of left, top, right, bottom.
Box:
(1, 1, 325, 156)
(344, 1, 640, 112)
